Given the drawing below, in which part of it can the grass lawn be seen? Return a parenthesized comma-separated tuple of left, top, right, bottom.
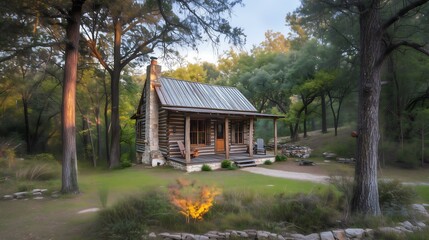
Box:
(0, 166, 325, 240)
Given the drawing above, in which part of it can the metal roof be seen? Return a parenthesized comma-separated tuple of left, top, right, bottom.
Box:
(156, 77, 257, 112)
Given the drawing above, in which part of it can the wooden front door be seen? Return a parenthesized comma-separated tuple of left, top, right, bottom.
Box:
(215, 122, 225, 152)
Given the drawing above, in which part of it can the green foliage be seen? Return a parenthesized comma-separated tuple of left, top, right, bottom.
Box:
(378, 180, 416, 211)
(271, 192, 340, 233)
(97, 190, 179, 240)
(221, 160, 232, 169)
(275, 155, 287, 162)
(201, 164, 212, 171)
(264, 160, 273, 165)
(15, 159, 60, 181)
(396, 145, 420, 169)
(227, 164, 238, 170)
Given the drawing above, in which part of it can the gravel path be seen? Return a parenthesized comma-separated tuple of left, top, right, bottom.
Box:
(240, 167, 329, 183)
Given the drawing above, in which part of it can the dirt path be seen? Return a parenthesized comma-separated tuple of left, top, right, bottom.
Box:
(240, 167, 329, 183)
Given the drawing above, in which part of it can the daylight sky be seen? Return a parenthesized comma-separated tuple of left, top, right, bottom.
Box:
(181, 0, 302, 64)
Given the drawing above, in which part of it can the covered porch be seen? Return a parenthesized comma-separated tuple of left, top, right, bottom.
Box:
(168, 152, 275, 172)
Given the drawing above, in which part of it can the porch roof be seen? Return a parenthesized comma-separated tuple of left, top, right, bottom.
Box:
(162, 106, 283, 118)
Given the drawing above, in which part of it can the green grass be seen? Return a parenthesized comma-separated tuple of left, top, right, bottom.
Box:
(0, 166, 326, 240)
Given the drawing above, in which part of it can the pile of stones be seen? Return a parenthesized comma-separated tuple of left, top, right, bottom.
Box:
(281, 145, 312, 159)
(144, 221, 427, 240)
(144, 204, 429, 240)
(2, 189, 58, 200)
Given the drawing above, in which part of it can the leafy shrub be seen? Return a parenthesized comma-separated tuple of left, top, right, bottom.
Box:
(28, 153, 56, 162)
(120, 160, 132, 169)
(378, 180, 416, 212)
(97, 191, 179, 240)
(271, 192, 340, 233)
(15, 163, 59, 181)
(275, 155, 287, 162)
(227, 164, 238, 170)
(264, 160, 273, 165)
(201, 164, 212, 171)
(221, 160, 232, 168)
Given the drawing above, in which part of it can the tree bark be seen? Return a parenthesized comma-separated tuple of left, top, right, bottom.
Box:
(351, 4, 382, 216)
(22, 97, 32, 154)
(321, 92, 328, 133)
(109, 18, 122, 168)
(61, 0, 85, 194)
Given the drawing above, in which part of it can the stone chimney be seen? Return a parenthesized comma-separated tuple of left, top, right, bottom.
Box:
(141, 57, 165, 166)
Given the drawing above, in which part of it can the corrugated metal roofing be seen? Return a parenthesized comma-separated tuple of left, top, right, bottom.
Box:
(156, 77, 258, 112)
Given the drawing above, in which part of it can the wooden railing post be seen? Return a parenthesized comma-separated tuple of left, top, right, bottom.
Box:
(185, 115, 191, 163)
(274, 118, 278, 156)
(225, 117, 229, 159)
(249, 118, 254, 157)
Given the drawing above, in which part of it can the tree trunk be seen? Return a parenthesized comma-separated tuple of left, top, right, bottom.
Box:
(103, 72, 110, 164)
(321, 92, 328, 133)
(61, 0, 85, 194)
(351, 5, 382, 216)
(95, 106, 102, 162)
(109, 18, 122, 168)
(303, 105, 308, 138)
(22, 97, 32, 154)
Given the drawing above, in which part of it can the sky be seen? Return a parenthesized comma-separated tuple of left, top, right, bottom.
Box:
(180, 0, 302, 64)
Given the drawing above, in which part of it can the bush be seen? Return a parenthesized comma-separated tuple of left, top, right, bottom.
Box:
(227, 164, 238, 170)
(275, 155, 287, 162)
(271, 192, 340, 233)
(201, 164, 212, 171)
(221, 160, 232, 169)
(15, 163, 59, 181)
(264, 160, 273, 165)
(97, 191, 179, 240)
(378, 180, 416, 212)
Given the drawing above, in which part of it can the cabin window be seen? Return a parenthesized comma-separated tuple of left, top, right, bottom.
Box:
(190, 120, 206, 145)
(136, 120, 144, 139)
(232, 121, 244, 144)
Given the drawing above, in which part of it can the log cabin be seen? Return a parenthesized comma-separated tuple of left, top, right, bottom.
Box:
(132, 57, 282, 172)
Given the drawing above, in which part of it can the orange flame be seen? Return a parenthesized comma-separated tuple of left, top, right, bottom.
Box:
(169, 179, 221, 223)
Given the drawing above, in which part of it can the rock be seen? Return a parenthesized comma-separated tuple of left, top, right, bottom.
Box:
(345, 228, 364, 238)
(3, 195, 13, 200)
(244, 229, 257, 238)
(230, 231, 238, 237)
(148, 232, 156, 238)
(32, 189, 41, 193)
(182, 233, 195, 240)
(303, 233, 320, 240)
(276, 235, 285, 240)
(331, 230, 346, 240)
(40, 189, 48, 193)
(364, 229, 374, 238)
(237, 231, 248, 238)
(416, 221, 426, 228)
(194, 235, 209, 240)
(411, 204, 429, 217)
(33, 197, 44, 200)
(399, 221, 414, 231)
(378, 227, 402, 235)
(32, 192, 42, 196)
(205, 233, 220, 238)
(289, 233, 305, 239)
(319, 231, 334, 240)
(13, 192, 28, 198)
(168, 234, 181, 240)
(257, 231, 270, 239)
(395, 226, 412, 233)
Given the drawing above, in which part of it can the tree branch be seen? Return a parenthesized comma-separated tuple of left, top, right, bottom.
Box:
(382, 0, 429, 30)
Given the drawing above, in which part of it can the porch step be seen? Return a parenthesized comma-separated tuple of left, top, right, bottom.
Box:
(234, 159, 257, 168)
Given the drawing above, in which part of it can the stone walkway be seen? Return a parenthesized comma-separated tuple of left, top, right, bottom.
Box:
(240, 167, 329, 183)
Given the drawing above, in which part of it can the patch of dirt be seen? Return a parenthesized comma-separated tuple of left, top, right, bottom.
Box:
(264, 159, 333, 176)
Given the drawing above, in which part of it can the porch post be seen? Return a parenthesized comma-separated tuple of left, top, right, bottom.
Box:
(274, 118, 278, 156)
(225, 117, 230, 159)
(185, 115, 191, 163)
(249, 118, 254, 157)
